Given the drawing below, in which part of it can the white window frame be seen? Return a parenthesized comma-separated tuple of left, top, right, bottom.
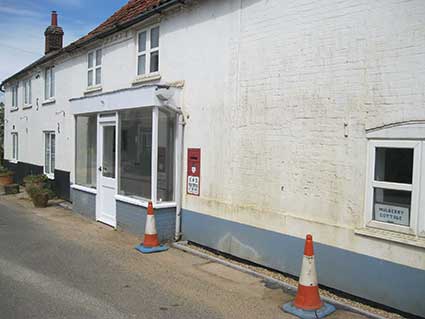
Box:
(11, 84, 19, 110)
(23, 78, 32, 108)
(11, 132, 18, 163)
(44, 66, 55, 100)
(44, 131, 56, 179)
(365, 140, 422, 235)
(136, 25, 160, 77)
(87, 48, 102, 88)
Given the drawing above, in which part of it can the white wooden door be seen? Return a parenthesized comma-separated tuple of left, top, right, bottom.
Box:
(96, 118, 117, 227)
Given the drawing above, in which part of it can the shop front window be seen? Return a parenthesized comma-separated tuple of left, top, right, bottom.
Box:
(75, 107, 177, 203)
(119, 108, 152, 199)
(75, 114, 97, 188)
(157, 110, 175, 202)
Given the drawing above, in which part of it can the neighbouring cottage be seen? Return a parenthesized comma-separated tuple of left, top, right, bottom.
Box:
(1, 0, 425, 316)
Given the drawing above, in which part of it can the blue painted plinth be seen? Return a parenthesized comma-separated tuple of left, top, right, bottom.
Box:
(282, 301, 336, 319)
(135, 244, 169, 254)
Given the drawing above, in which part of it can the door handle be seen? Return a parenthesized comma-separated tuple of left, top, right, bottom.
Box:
(98, 166, 102, 172)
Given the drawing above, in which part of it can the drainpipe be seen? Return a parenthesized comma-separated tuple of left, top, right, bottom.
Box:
(175, 112, 185, 241)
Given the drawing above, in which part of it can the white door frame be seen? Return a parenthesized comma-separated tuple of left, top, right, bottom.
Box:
(96, 113, 118, 227)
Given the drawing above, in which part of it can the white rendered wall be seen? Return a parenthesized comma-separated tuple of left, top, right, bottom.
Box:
(3, 0, 425, 270)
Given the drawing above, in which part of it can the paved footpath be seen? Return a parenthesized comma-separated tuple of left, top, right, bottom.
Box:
(0, 195, 367, 319)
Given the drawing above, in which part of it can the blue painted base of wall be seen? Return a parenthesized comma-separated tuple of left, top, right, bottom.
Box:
(71, 189, 96, 220)
(182, 209, 425, 317)
(116, 201, 175, 243)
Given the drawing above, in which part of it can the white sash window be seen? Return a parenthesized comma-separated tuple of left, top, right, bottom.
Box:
(44, 131, 56, 178)
(365, 122, 425, 238)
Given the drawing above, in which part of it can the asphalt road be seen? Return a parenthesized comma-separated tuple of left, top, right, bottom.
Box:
(0, 195, 364, 319)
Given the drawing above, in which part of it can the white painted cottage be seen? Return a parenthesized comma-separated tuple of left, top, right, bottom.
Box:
(2, 0, 425, 316)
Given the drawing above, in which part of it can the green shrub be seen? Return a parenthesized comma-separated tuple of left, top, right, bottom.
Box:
(23, 174, 49, 186)
(24, 174, 56, 207)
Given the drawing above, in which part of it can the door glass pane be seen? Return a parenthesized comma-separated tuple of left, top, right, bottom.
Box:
(102, 126, 116, 178)
(373, 188, 411, 226)
(119, 108, 152, 199)
(375, 147, 413, 184)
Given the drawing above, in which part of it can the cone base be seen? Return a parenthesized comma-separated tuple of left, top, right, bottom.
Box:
(282, 301, 336, 319)
(135, 244, 169, 254)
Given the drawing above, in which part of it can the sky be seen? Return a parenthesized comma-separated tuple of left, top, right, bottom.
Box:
(0, 0, 127, 102)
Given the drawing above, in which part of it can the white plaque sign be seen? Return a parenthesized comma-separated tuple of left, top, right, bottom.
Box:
(187, 176, 200, 196)
(374, 203, 409, 226)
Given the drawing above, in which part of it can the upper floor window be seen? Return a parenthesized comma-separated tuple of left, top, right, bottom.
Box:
(45, 66, 55, 100)
(137, 26, 159, 76)
(88, 49, 102, 87)
(11, 84, 18, 109)
(23, 79, 32, 107)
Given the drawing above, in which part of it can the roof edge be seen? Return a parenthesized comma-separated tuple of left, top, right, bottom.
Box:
(1, 0, 184, 90)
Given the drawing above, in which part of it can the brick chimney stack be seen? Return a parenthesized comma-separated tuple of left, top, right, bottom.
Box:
(44, 11, 64, 55)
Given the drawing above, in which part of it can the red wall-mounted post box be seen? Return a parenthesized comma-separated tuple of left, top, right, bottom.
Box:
(187, 148, 201, 196)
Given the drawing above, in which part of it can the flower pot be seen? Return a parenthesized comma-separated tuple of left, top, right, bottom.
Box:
(0, 174, 14, 186)
(32, 193, 49, 208)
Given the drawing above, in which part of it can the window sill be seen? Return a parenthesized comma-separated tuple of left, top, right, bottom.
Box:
(42, 98, 56, 106)
(131, 73, 161, 86)
(10, 108, 19, 112)
(355, 227, 425, 249)
(23, 104, 32, 110)
(71, 184, 97, 195)
(9, 160, 18, 164)
(45, 173, 54, 180)
(84, 85, 102, 95)
(115, 194, 176, 209)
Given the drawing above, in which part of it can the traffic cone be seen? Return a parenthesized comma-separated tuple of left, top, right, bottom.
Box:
(135, 201, 169, 254)
(282, 234, 336, 319)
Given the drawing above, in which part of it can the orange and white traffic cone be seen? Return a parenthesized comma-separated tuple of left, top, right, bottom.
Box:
(282, 234, 335, 319)
(135, 201, 169, 254)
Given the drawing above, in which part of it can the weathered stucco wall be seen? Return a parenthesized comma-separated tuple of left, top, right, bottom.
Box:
(177, 0, 425, 271)
(3, 0, 424, 288)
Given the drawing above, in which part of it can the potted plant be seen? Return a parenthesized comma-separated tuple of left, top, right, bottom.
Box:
(28, 186, 50, 208)
(25, 174, 55, 208)
(24, 174, 48, 189)
(0, 167, 14, 186)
